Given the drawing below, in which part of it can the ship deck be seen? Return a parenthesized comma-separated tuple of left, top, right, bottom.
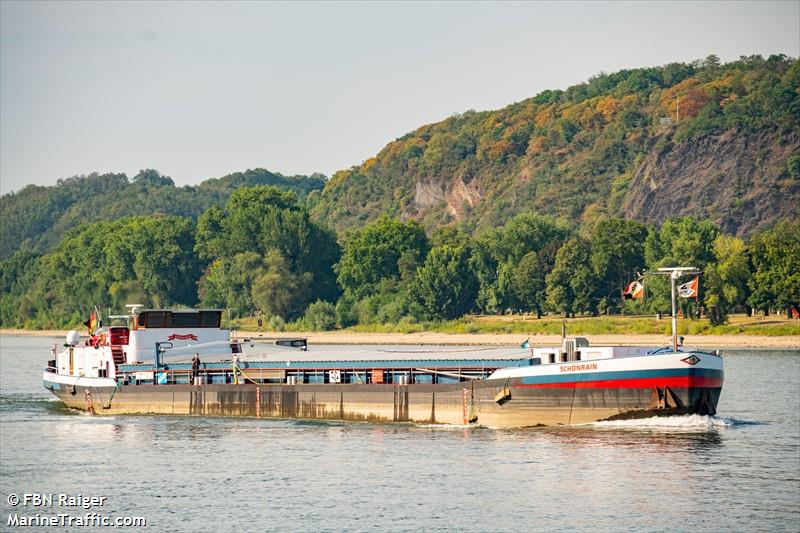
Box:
(111, 343, 534, 384)
(118, 344, 535, 386)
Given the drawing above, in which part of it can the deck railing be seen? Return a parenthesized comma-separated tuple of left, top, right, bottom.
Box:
(114, 365, 498, 386)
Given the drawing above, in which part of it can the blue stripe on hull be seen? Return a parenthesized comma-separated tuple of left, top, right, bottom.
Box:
(520, 367, 723, 385)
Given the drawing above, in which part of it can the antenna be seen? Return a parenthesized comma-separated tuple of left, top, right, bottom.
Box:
(650, 267, 701, 352)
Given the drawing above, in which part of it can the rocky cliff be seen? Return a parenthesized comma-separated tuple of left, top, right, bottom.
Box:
(311, 56, 800, 236)
(622, 129, 800, 236)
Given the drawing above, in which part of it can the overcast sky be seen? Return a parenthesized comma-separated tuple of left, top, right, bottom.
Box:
(1, 1, 798, 194)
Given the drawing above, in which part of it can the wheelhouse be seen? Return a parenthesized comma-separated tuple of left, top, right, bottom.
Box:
(133, 310, 222, 329)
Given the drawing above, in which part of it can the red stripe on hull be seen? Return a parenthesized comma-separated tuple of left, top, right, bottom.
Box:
(514, 376, 723, 389)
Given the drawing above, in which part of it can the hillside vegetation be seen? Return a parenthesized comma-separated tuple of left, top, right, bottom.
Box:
(1, 55, 798, 331)
(311, 55, 799, 236)
(0, 168, 325, 259)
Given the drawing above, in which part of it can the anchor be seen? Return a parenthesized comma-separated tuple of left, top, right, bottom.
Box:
(494, 379, 512, 406)
(649, 386, 683, 410)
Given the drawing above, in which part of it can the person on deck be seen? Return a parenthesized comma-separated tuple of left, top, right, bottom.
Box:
(232, 354, 240, 385)
(191, 353, 201, 385)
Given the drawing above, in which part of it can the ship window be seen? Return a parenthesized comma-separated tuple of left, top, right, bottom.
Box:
(142, 311, 168, 328)
(137, 310, 221, 328)
(172, 312, 200, 327)
(200, 311, 221, 328)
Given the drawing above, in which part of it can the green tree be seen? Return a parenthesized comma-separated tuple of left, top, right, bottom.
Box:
(494, 213, 572, 263)
(704, 235, 750, 325)
(645, 217, 719, 267)
(132, 168, 174, 187)
(546, 237, 599, 316)
(512, 251, 547, 317)
(748, 221, 800, 315)
(0, 168, 324, 261)
(223, 186, 302, 255)
(409, 246, 478, 320)
(199, 252, 264, 312)
(0, 216, 200, 328)
(194, 206, 226, 261)
(336, 217, 429, 298)
(590, 218, 648, 311)
(195, 185, 341, 309)
(128, 217, 201, 307)
(301, 300, 337, 331)
(494, 261, 518, 312)
(430, 226, 473, 248)
(644, 217, 720, 314)
(334, 294, 359, 328)
(470, 213, 570, 313)
(0, 250, 42, 327)
(469, 236, 502, 313)
(251, 251, 313, 321)
(397, 250, 423, 283)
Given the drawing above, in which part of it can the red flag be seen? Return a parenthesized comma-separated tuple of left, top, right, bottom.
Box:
(624, 280, 644, 300)
(678, 276, 699, 299)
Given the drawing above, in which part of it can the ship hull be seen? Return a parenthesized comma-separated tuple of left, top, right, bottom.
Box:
(43, 375, 721, 428)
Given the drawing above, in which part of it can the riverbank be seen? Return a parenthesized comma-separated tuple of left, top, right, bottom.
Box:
(3, 328, 797, 349)
(245, 331, 798, 349)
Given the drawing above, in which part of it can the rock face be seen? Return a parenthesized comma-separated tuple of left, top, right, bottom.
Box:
(315, 126, 800, 237)
(413, 174, 482, 220)
(623, 130, 800, 236)
(311, 59, 800, 236)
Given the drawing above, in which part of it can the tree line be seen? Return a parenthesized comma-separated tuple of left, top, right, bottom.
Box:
(0, 168, 325, 260)
(1, 185, 797, 329)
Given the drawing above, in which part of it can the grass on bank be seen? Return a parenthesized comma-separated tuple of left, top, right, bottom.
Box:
(235, 314, 800, 336)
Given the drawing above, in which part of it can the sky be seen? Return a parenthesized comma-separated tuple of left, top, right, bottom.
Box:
(1, 1, 798, 194)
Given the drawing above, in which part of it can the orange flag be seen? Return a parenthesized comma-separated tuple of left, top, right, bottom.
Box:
(624, 280, 644, 300)
(678, 276, 699, 299)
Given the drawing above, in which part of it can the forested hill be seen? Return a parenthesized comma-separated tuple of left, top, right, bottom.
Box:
(0, 168, 325, 259)
(5, 56, 796, 261)
(310, 55, 800, 237)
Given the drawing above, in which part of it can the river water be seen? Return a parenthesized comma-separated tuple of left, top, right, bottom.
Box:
(1, 335, 798, 532)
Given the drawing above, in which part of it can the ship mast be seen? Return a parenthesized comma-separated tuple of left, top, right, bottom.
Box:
(655, 267, 701, 352)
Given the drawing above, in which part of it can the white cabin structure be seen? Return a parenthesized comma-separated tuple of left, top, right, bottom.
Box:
(51, 308, 231, 381)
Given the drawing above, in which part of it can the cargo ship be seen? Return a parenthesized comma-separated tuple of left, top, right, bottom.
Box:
(42, 268, 724, 428)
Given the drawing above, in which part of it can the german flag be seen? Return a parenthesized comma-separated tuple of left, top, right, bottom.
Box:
(83, 307, 99, 332)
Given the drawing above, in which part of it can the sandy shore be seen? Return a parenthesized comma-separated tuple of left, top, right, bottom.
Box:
(7, 328, 794, 349)
(250, 331, 799, 349)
